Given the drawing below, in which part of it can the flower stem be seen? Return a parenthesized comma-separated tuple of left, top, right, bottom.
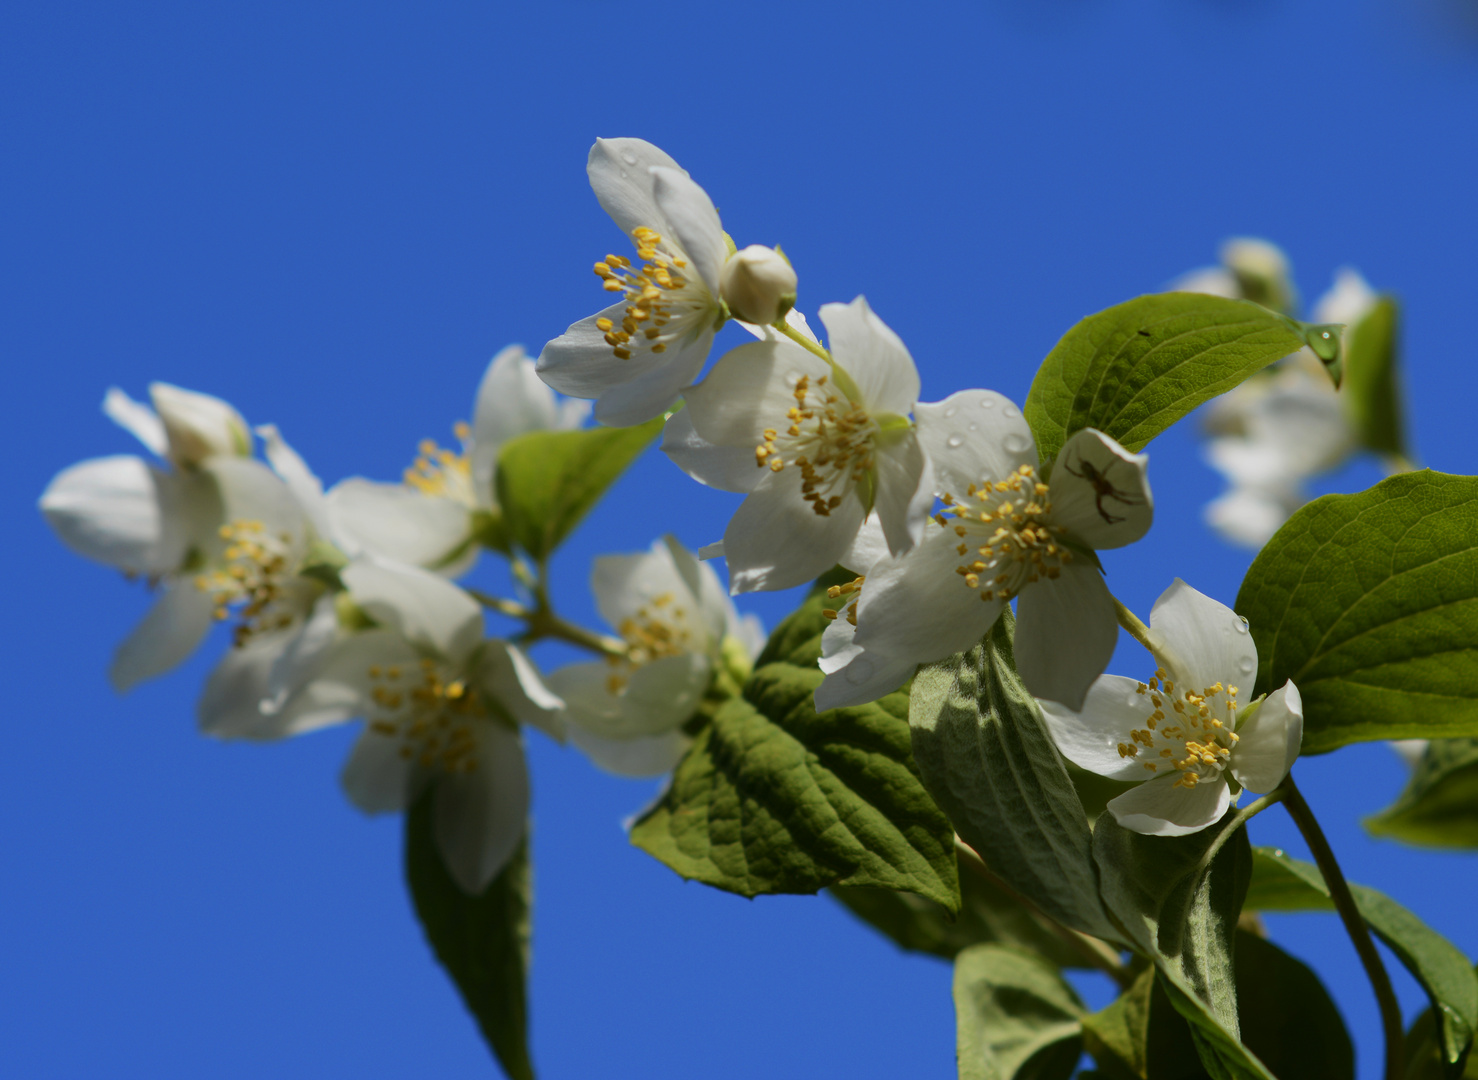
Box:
(1281, 775, 1404, 1080)
(467, 566, 626, 659)
(464, 587, 531, 621)
(955, 837, 1134, 989)
(773, 318, 832, 363)
(1112, 596, 1156, 655)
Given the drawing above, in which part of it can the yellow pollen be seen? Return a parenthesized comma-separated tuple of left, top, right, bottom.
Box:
(194, 519, 300, 647)
(1121, 666, 1241, 792)
(365, 659, 483, 775)
(591, 226, 710, 362)
(755, 373, 878, 518)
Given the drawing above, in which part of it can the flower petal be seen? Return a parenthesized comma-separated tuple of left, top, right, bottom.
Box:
(340, 560, 484, 663)
(1145, 579, 1254, 693)
(326, 479, 472, 572)
(256, 423, 330, 537)
(662, 534, 731, 646)
(1314, 268, 1376, 325)
(587, 137, 684, 241)
(684, 337, 828, 448)
(591, 327, 714, 428)
(433, 723, 529, 892)
(479, 641, 565, 741)
(1107, 773, 1231, 836)
(1048, 429, 1153, 550)
(264, 594, 340, 712)
(871, 428, 931, 556)
(1230, 680, 1303, 793)
(568, 727, 687, 778)
(150, 382, 250, 464)
(206, 456, 305, 540)
(340, 726, 418, 813)
(1203, 484, 1299, 549)
(1039, 676, 1154, 780)
(660, 408, 762, 494)
(813, 645, 917, 712)
(40, 455, 186, 575)
(102, 387, 168, 457)
(817, 297, 920, 416)
(651, 165, 727, 294)
(1014, 561, 1118, 711)
(915, 391, 1037, 497)
(590, 540, 693, 636)
(197, 633, 288, 739)
(547, 653, 709, 739)
(722, 466, 867, 594)
(1170, 266, 1240, 298)
(109, 580, 217, 692)
(837, 513, 890, 576)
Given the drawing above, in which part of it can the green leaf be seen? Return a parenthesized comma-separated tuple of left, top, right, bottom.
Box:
(1023, 293, 1312, 464)
(1234, 931, 1354, 1080)
(1243, 846, 1478, 1071)
(1367, 739, 1478, 848)
(953, 944, 1085, 1080)
(1343, 295, 1408, 459)
(910, 609, 1116, 942)
(405, 799, 533, 1080)
(830, 861, 1091, 967)
(1235, 471, 1478, 754)
(629, 578, 959, 908)
(1080, 968, 1156, 1079)
(1408, 1003, 1478, 1079)
(494, 417, 662, 560)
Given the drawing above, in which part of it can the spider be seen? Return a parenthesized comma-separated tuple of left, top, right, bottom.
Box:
(1059, 452, 1144, 525)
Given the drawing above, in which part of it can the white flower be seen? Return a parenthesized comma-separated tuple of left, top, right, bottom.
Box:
(1202, 269, 1374, 548)
(1171, 237, 1298, 315)
(327, 345, 589, 573)
(546, 536, 763, 778)
(292, 561, 563, 893)
(671, 296, 933, 594)
(537, 138, 735, 427)
(815, 389, 1152, 712)
(1040, 580, 1303, 836)
(40, 385, 305, 691)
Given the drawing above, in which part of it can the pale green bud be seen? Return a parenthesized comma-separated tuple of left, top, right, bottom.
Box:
(720, 245, 798, 326)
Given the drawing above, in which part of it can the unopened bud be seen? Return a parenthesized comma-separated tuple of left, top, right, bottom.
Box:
(720, 245, 797, 325)
(1221, 238, 1297, 315)
(150, 382, 252, 466)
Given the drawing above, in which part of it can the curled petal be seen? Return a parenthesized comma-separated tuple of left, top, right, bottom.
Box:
(817, 297, 920, 416)
(651, 165, 726, 294)
(1230, 680, 1303, 793)
(587, 138, 684, 241)
(102, 387, 168, 457)
(1145, 579, 1255, 694)
(1107, 772, 1231, 836)
(40, 455, 185, 576)
(1049, 429, 1152, 550)
(110, 581, 216, 692)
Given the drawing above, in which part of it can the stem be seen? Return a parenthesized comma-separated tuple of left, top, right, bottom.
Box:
(773, 318, 832, 363)
(955, 838, 1134, 989)
(1281, 775, 1405, 1080)
(521, 609, 627, 658)
(464, 588, 531, 621)
(1113, 596, 1157, 655)
(1190, 788, 1284, 884)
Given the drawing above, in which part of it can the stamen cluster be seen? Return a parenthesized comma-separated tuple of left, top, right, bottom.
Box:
(606, 591, 693, 693)
(1120, 669, 1240, 789)
(404, 427, 474, 505)
(593, 227, 692, 360)
(940, 465, 1070, 603)
(754, 373, 877, 517)
(821, 576, 865, 626)
(367, 658, 481, 774)
(194, 519, 296, 646)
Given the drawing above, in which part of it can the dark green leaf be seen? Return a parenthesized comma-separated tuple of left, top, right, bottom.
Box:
(1243, 846, 1478, 1071)
(1235, 471, 1478, 754)
(494, 417, 662, 560)
(1081, 968, 1156, 1079)
(953, 944, 1085, 1080)
(1234, 931, 1353, 1080)
(1367, 739, 1478, 849)
(1023, 293, 1312, 464)
(910, 609, 1116, 941)
(630, 580, 959, 907)
(1343, 295, 1408, 459)
(405, 799, 533, 1080)
(1407, 1004, 1478, 1079)
(830, 861, 1089, 967)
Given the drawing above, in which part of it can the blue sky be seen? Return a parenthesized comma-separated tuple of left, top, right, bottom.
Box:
(5, 2, 1478, 1076)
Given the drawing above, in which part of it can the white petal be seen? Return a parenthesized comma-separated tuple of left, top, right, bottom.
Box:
(40, 455, 185, 575)
(548, 654, 709, 739)
(1314, 268, 1376, 326)
(433, 724, 529, 892)
(651, 165, 727, 294)
(341, 726, 419, 813)
(197, 633, 287, 739)
(817, 297, 920, 416)
(1145, 579, 1254, 693)
(110, 581, 217, 692)
(837, 513, 890, 575)
(732, 612, 767, 660)
(850, 526, 1004, 665)
(478, 641, 565, 741)
(471, 345, 562, 505)
(1390, 739, 1429, 768)
(915, 391, 1037, 497)
(871, 429, 931, 557)
(264, 595, 341, 712)
(1169, 266, 1240, 298)
(206, 457, 305, 539)
(1107, 773, 1231, 836)
(150, 382, 250, 464)
(698, 540, 724, 560)
(325, 479, 472, 571)
(819, 617, 859, 673)
(1039, 676, 1153, 780)
(102, 387, 168, 457)
(1230, 680, 1303, 793)
(569, 727, 687, 778)
(1204, 485, 1297, 549)
(590, 541, 692, 634)
(739, 307, 820, 344)
(256, 424, 330, 537)
(537, 303, 655, 398)
(813, 645, 917, 712)
(664, 534, 731, 646)
(722, 467, 867, 594)
(341, 560, 484, 663)
(587, 137, 684, 240)
(660, 408, 762, 494)
(294, 629, 417, 718)
(684, 337, 827, 447)
(1049, 429, 1153, 550)
(1014, 562, 1119, 710)
(591, 327, 713, 428)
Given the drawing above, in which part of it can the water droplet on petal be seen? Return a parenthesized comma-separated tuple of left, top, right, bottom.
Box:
(967, 422, 979, 432)
(942, 406, 958, 419)
(620, 170, 629, 180)
(1234, 617, 1249, 634)
(845, 656, 875, 684)
(980, 397, 995, 409)
(621, 151, 640, 166)
(946, 433, 965, 448)
(1003, 433, 1031, 454)
(1003, 404, 1020, 419)
(1238, 657, 1256, 675)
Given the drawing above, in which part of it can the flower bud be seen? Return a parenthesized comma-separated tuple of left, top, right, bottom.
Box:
(149, 382, 252, 466)
(720, 245, 797, 326)
(1221, 238, 1297, 315)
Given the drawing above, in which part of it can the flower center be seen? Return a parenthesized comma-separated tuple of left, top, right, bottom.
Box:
(366, 658, 481, 774)
(939, 465, 1071, 602)
(821, 575, 865, 626)
(605, 591, 695, 694)
(194, 519, 300, 646)
(754, 373, 877, 517)
(404, 425, 475, 506)
(1119, 668, 1241, 788)
(592, 227, 709, 361)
